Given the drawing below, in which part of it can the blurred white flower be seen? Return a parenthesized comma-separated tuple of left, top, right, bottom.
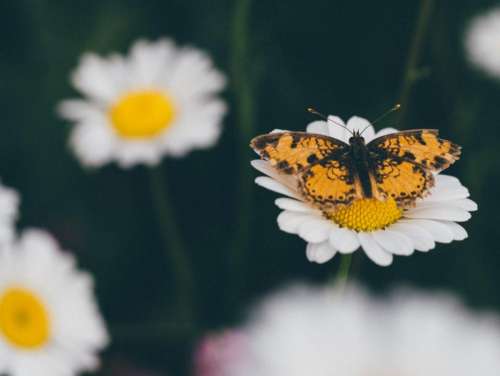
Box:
(193, 330, 247, 376)
(0, 182, 19, 247)
(252, 116, 476, 266)
(229, 284, 500, 376)
(58, 38, 227, 168)
(0, 229, 109, 376)
(465, 7, 500, 77)
(465, 8, 500, 78)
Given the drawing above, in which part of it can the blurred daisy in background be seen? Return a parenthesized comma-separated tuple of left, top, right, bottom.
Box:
(58, 38, 227, 168)
(465, 7, 500, 78)
(252, 116, 476, 266)
(0, 229, 108, 376)
(217, 284, 500, 376)
(0, 182, 19, 247)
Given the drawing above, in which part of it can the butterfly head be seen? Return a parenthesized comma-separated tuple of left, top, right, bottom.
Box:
(348, 130, 366, 146)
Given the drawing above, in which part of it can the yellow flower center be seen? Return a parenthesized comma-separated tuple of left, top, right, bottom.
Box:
(109, 90, 176, 139)
(326, 198, 403, 232)
(0, 287, 51, 349)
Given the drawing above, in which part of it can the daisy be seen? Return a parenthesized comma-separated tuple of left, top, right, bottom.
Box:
(252, 116, 476, 266)
(0, 182, 19, 246)
(465, 7, 500, 77)
(227, 284, 500, 376)
(0, 229, 109, 376)
(58, 38, 227, 168)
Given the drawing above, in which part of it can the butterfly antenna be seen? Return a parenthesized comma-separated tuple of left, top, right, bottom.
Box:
(307, 107, 353, 135)
(360, 103, 401, 135)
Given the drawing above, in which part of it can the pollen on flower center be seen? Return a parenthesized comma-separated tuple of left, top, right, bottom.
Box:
(326, 198, 403, 232)
(109, 90, 176, 139)
(0, 287, 51, 349)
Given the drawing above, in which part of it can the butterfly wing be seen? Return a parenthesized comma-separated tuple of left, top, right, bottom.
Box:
(299, 158, 361, 207)
(370, 156, 435, 207)
(367, 129, 459, 207)
(250, 132, 349, 174)
(367, 129, 461, 173)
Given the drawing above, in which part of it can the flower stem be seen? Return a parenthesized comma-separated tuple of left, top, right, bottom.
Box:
(399, 0, 435, 124)
(148, 167, 195, 322)
(229, 0, 254, 302)
(331, 254, 353, 291)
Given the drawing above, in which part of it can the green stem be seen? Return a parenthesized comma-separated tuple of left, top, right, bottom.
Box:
(331, 254, 353, 291)
(399, 0, 435, 124)
(148, 167, 195, 321)
(229, 0, 254, 299)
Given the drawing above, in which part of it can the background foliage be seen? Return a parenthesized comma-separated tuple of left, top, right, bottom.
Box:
(1, 0, 499, 374)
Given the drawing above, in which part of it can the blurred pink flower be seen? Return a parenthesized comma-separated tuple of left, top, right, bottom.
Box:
(193, 330, 248, 376)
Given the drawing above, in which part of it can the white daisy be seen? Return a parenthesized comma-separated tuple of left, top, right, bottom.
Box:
(0, 229, 109, 376)
(58, 38, 227, 168)
(252, 116, 476, 266)
(465, 7, 500, 77)
(228, 284, 500, 376)
(0, 182, 19, 246)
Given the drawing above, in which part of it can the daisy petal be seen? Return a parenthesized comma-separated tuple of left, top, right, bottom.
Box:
(298, 219, 331, 243)
(347, 116, 375, 142)
(438, 221, 468, 241)
(277, 211, 312, 234)
(329, 227, 359, 254)
(435, 174, 461, 187)
(306, 121, 329, 135)
(401, 219, 454, 243)
(326, 115, 348, 142)
(390, 222, 435, 252)
(405, 206, 471, 222)
(374, 127, 398, 138)
(275, 198, 315, 213)
(372, 230, 414, 256)
(306, 241, 337, 264)
(358, 232, 393, 266)
(425, 186, 470, 202)
(255, 177, 299, 199)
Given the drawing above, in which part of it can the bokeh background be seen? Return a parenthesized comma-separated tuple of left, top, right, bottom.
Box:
(1, 0, 499, 374)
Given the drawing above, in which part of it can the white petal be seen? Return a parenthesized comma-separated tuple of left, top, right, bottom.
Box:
(129, 38, 176, 86)
(250, 160, 299, 192)
(437, 221, 468, 241)
(306, 121, 329, 135)
(329, 227, 359, 254)
(435, 174, 461, 187)
(306, 241, 337, 264)
(255, 177, 299, 199)
(400, 219, 454, 243)
(275, 198, 315, 213)
(57, 99, 103, 121)
(448, 198, 478, 211)
(390, 222, 435, 252)
(69, 122, 115, 168)
(326, 115, 348, 142)
(425, 186, 470, 202)
(71, 53, 124, 103)
(298, 218, 331, 243)
(346, 116, 375, 142)
(374, 127, 398, 138)
(358, 232, 393, 266)
(405, 206, 471, 222)
(277, 211, 312, 234)
(372, 230, 414, 255)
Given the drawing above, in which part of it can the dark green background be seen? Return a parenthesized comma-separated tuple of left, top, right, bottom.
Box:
(1, 0, 499, 374)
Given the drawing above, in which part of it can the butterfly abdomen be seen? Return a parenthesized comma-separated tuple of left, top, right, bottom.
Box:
(349, 136, 374, 199)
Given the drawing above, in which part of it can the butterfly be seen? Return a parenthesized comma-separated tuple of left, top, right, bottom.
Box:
(250, 124, 461, 210)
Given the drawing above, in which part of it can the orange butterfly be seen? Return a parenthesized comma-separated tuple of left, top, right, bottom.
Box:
(250, 120, 461, 210)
